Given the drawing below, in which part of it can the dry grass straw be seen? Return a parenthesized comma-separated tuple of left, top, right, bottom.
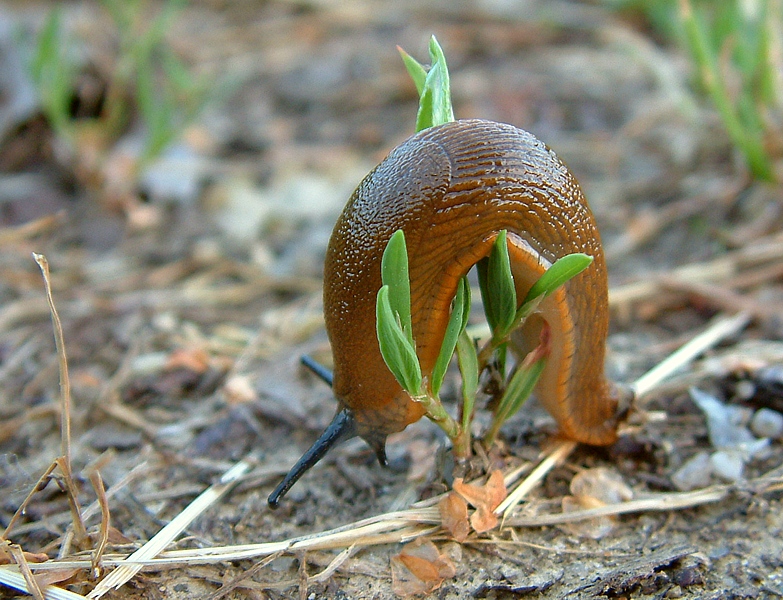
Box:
(2, 256, 84, 543)
(609, 230, 783, 316)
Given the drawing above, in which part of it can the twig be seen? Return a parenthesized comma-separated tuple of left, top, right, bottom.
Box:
(86, 469, 110, 578)
(608, 231, 783, 310)
(507, 485, 730, 526)
(33, 254, 88, 547)
(8, 543, 45, 600)
(309, 544, 357, 584)
(54, 457, 88, 552)
(631, 311, 751, 399)
(207, 552, 283, 600)
(0, 213, 65, 245)
(33, 254, 73, 471)
(2, 462, 58, 540)
(497, 441, 577, 521)
(660, 278, 780, 319)
(0, 566, 87, 600)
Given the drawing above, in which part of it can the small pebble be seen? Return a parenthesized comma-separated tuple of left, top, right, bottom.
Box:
(733, 379, 756, 400)
(710, 450, 744, 482)
(689, 388, 755, 448)
(671, 452, 712, 491)
(750, 408, 783, 439)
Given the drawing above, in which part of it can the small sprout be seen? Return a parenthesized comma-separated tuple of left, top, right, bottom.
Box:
(677, 0, 777, 181)
(399, 35, 455, 132)
(29, 0, 214, 177)
(31, 7, 75, 134)
(478, 230, 517, 337)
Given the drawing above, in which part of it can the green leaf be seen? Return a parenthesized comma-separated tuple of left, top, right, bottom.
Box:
(456, 329, 478, 432)
(426, 35, 454, 125)
(479, 230, 517, 337)
(376, 285, 422, 394)
(402, 35, 455, 132)
(31, 8, 60, 82)
(494, 355, 547, 427)
(431, 276, 471, 396)
(521, 253, 593, 306)
(31, 8, 75, 133)
(380, 230, 413, 345)
(398, 46, 427, 94)
(415, 84, 436, 132)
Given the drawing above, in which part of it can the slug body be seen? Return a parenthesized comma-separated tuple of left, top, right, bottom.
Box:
(268, 119, 619, 507)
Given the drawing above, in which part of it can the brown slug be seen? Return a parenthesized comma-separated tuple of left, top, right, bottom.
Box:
(268, 119, 621, 507)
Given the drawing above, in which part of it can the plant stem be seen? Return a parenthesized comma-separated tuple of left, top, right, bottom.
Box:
(411, 392, 461, 441)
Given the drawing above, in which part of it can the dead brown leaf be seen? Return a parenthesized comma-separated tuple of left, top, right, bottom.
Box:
(165, 347, 211, 373)
(438, 493, 470, 542)
(0, 550, 49, 565)
(452, 470, 507, 533)
(391, 538, 456, 597)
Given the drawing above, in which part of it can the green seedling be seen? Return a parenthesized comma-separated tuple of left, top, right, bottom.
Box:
(30, 0, 213, 178)
(398, 35, 455, 131)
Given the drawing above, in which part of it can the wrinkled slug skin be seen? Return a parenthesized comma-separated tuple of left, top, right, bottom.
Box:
(324, 119, 619, 448)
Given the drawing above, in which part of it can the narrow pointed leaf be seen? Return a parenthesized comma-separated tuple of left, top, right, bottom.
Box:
(477, 257, 492, 329)
(377, 286, 422, 394)
(431, 277, 471, 396)
(456, 329, 478, 431)
(481, 230, 517, 338)
(494, 356, 547, 425)
(521, 253, 593, 306)
(398, 46, 427, 94)
(381, 230, 413, 344)
(415, 84, 435, 132)
(427, 36, 454, 125)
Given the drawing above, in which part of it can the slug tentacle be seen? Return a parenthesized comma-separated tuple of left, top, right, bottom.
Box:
(267, 408, 357, 508)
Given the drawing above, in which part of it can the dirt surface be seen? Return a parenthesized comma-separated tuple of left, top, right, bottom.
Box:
(1, 1, 783, 598)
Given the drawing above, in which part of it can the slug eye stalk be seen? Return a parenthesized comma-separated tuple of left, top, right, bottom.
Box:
(267, 407, 356, 509)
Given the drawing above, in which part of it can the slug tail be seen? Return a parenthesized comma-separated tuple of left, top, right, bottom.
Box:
(267, 407, 356, 508)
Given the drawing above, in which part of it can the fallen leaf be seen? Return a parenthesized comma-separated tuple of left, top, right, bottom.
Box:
(452, 470, 507, 533)
(34, 567, 82, 587)
(0, 551, 49, 565)
(391, 538, 456, 597)
(165, 347, 211, 373)
(438, 493, 470, 542)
